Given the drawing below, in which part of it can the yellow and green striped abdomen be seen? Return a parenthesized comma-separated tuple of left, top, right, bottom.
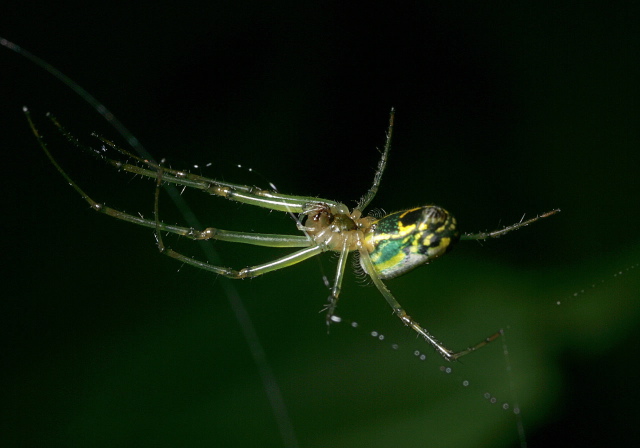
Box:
(364, 206, 459, 280)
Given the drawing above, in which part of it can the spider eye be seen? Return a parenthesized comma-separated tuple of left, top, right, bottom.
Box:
(365, 206, 460, 279)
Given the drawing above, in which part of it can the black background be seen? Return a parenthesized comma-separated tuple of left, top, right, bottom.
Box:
(2, 3, 639, 447)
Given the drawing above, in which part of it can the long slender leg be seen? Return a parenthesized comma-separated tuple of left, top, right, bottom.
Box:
(323, 239, 351, 327)
(461, 209, 560, 241)
(153, 243, 323, 278)
(46, 113, 343, 213)
(356, 108, 395, 212)
(31, 108, 326, 276)
(26, 108, 312, 249)
(357, 235, 500, 361)
(153, 163, 325, 278)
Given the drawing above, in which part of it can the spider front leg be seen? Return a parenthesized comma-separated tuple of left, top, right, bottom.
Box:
(28, 109, 327, 279)
(27, 109, 318, 246)
(44, 111, 346, 214)
(152, 164, 326, 279)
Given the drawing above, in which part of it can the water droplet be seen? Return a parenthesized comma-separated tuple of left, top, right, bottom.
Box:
(462, 380, 469, 387)
(330, 315, 342, 323)
(502, 403, 510, 410)
(370, 331, 378, 337)
(484, 392, 491, 399)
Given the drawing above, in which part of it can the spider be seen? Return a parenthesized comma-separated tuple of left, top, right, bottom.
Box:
(25, 108, 558, 361)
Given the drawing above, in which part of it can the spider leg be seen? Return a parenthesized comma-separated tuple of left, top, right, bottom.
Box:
(323, 239, 351, 328)
(156, 234, 324, 278)
(45, 113, 342, 213)
(29, 109, 326, 278)
(27, 108, 315, 251)
(153, 163, 325, 278)
(357, 234, 500, 361)
(461, 209, 560, 241)
(356, 108, 394, 213)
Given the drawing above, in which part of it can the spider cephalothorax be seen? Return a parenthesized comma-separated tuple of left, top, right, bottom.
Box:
(302, 203, 375, 251)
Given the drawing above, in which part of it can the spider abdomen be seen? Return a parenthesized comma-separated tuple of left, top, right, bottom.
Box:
(364, 206, 460, 280)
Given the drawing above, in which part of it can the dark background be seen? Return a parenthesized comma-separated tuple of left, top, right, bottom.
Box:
(2, 3, 639, 447)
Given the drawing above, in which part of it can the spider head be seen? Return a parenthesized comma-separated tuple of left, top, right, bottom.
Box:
(364, 205, 460, 280)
